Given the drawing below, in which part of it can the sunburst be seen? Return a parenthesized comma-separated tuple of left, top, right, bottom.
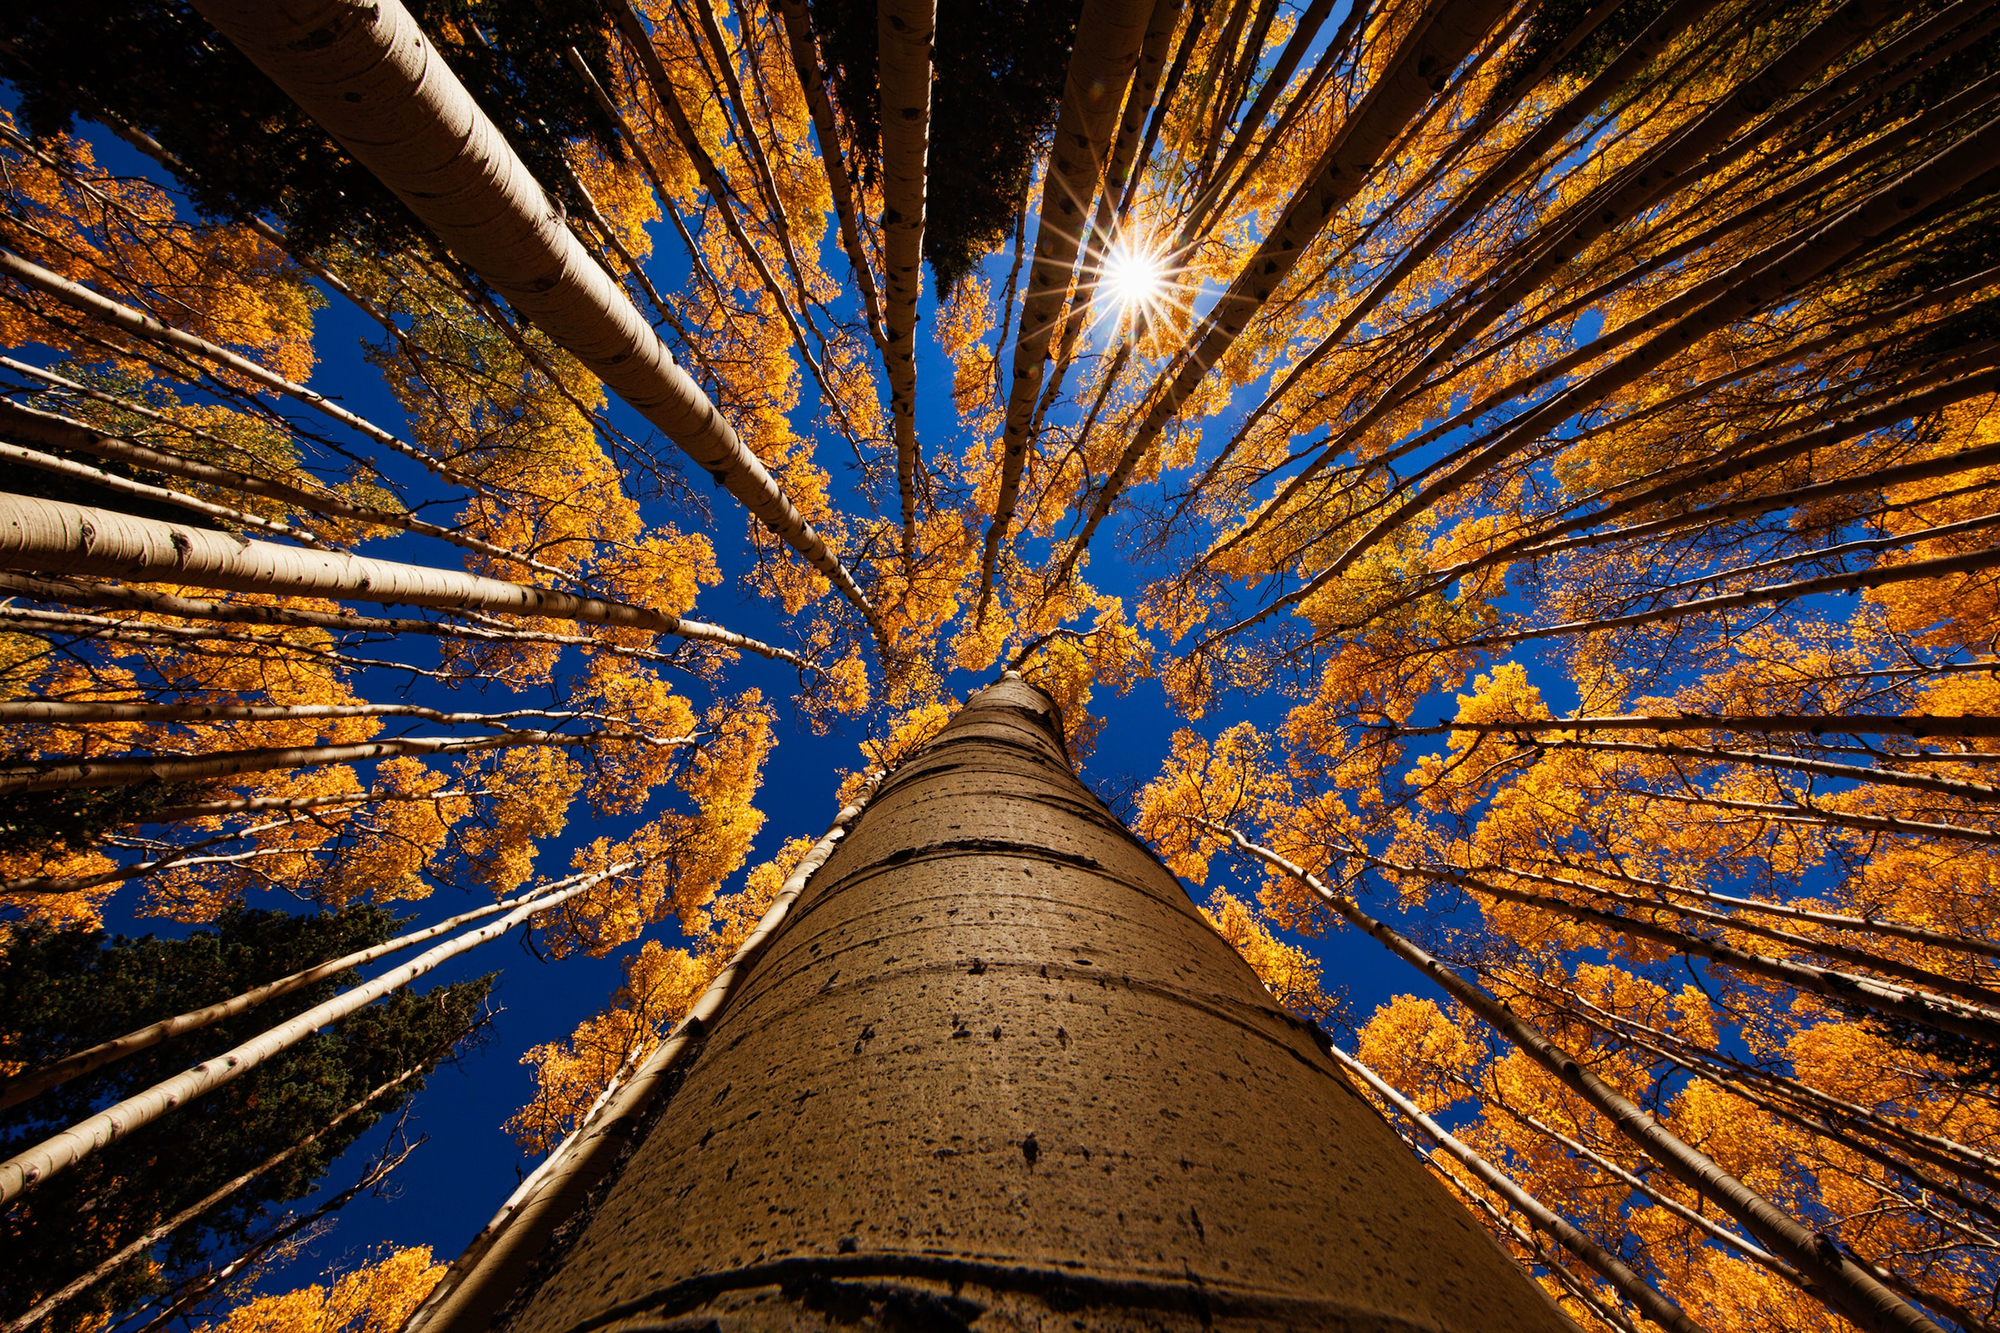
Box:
(1091, 229, 1182, 337)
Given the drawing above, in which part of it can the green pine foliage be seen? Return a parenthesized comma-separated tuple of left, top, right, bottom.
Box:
(0, 907, 490, 1333)
(0, 785, 211, 858)
(804, 0, 1084, 297)
(0, 0, 622, 253)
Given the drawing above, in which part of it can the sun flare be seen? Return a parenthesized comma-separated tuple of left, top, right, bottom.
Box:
(1097, 236, 1172, 328)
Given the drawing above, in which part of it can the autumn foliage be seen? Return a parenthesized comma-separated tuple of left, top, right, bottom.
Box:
(3, 0, 1999, 1328)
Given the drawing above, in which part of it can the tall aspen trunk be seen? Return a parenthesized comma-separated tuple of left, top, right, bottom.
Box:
(877, 0, 936, 570)
(189, 0, 884, 642)
(497, 677, 1571, 1331)
(976, 0, 1153, 617)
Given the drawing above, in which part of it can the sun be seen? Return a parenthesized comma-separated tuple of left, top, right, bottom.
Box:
(1096, 234, 1173, 330)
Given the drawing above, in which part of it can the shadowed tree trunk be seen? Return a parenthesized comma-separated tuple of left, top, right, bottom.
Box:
(494, 676, 1573, 1331)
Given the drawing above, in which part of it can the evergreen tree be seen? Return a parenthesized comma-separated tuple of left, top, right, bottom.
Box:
(0, 907, 490, 1332)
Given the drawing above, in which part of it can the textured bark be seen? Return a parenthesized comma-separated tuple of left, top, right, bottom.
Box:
(406, 775, 885, 1333)
(492, 678, 1572, 1332)
(189, 0, 882, 639)
(878, 0, 937, 569)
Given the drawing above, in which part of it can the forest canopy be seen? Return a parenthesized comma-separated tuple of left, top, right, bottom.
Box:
(1, 0, 1998, 1329)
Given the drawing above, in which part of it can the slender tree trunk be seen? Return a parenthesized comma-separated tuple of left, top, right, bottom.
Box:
(1459, 862, 2000, 1013)
(3, 1063, 427, 1333)
(1624, 788, 2000, 847)
(0, 729, 649, 796)
(1208, 0, 1724, 480)
(1330, 1044, 1707, 1333)
(190, 0, 884, 642)
(877, 0, 937, 570)
(0, 249, 484, 496)
(1219, 825, 1948, 1333)
(480, 678, 1572, 1331)
(1247, 106, 2000, 629)
(1020, 0, 1184, 448)
(1405, 713, 2000, 740)
(0, 860, 637, 1204)
(976, 0, 1154, 616)
(0, 573, 803, 666)
(0, 887, 552, 1111)
(0, 494, 699, 639)
(772, 0, 889, 359)
(0, 399, 575, 584)
(1481, 859, 2000, 961)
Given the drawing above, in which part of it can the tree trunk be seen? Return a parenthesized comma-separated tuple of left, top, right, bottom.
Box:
(877, 0, 937, 571)
(977, 0, 1153, 616)
(190, 0, 884, 642)
(0, 886, 543, 1111)
(0, 860, 636, 1205)
(492, 677, 1572, 1331)
(0, 494, 692, 637)
(1330, 1045, 1707, 1333)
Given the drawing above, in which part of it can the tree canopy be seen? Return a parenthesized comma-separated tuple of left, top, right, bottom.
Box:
(2, 0, 1999, 1328)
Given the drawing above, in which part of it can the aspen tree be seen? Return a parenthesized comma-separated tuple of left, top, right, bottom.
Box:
(15, 0, 2000, 1324)
(441, 678, 1573, 1332)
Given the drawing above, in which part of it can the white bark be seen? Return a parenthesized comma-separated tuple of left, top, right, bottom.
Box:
(0, 727, 671, 796)
(0, 888, 553, 1112)
(2, 700, 588, 728)
(0, 571, 804, 666)
(976, 0, 1155, 617)
(2, 439, 325, 548)
(877, 0, 937, 568)
(0, 493, 690, 635)
(0, 398, 578, 585)
(187, 0, 882, 640)
(1214, 824, 1947, 1333)
(0, 860, 638, 1205)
